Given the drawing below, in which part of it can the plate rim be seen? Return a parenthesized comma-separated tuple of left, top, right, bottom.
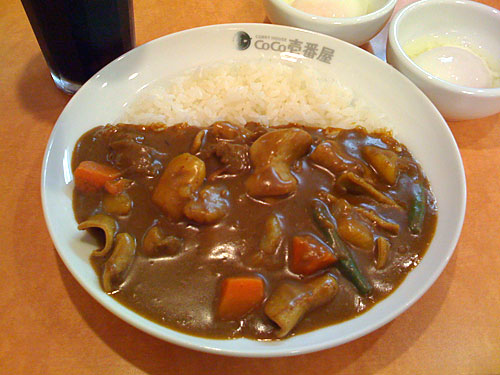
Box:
(41, 22, 467, 357)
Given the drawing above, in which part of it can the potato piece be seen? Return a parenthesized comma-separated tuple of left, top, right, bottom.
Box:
(152, 153, 206, 221)
(184, 185, 230, 224)
(362, 146, 399, 185)
(264, 274, 338, 338)
(103, 192, 132, 216)
(337, 215, 374, 251)
(246, 129, 312, 197)
(102, 233, 136, 293)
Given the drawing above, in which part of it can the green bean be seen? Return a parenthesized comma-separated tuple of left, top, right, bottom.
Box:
(408, 183, 425, 234)
(312, 199, 373, 296)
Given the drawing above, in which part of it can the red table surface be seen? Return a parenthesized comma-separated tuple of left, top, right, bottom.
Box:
(1, 0, 499, 373)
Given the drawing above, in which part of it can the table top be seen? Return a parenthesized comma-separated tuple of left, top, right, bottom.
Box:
(1, 0, 499, 373)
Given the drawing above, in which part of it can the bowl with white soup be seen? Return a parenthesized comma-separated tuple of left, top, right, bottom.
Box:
(387, 0, 500, 121)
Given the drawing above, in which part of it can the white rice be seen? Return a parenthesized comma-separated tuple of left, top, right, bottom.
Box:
(121, 59, 385, 130)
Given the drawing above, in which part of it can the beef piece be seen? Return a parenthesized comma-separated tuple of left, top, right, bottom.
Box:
(214, 142, 250, 174)
(108, 134, 164, 177)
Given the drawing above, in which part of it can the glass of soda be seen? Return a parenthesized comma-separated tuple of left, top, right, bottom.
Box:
(21, 0, 135, 94)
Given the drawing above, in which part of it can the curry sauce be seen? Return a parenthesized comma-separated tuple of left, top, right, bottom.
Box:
(72, 122, 437, 340)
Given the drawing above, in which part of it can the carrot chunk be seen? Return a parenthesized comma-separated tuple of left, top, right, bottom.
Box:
(74, 161, 121, 193)
(218, 276, 265, 320)
(290, 235, 338, 276)
(104, 178, 133, 195)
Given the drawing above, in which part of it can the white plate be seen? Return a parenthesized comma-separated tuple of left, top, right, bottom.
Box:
(41, 23, 466, 357)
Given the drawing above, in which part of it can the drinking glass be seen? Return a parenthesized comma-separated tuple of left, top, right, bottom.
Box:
(21, 0, 135, 94)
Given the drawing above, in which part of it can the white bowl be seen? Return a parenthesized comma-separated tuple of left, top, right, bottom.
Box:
(41, 23, 466, 357)
(263, 0, 397, 46)
(387, 0, 500, 121)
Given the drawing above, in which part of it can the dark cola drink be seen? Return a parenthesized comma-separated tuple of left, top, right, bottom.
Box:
(21, 0, 135, 94)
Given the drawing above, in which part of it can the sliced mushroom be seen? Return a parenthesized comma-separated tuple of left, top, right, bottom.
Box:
(142, 226, 183, 256)
(245, 128, 312, 197)
(324, 196, 374, 251)
(103, 192, 132, 216)
(264, 274, 338, 338)
(330, 196, 351, 216)
(243, 122, 269, 143)
(184, 185, 230, 224)
(336, 172, 399, 207)
(102, 233, 136, 293)
(77, 214, 117, 257)
(260, 214, 284, 255)
(323, 127, 342, 138)
(152, 153, 206, 221)
(310, 140, 361, 175)
(190, 129, 207, 154)
(320, 191, 399, 235)
(246, 163, 295, 197)
(362, 146, 399, 185)
(211, 121, 245, 141)
(375, 237, 390, 269)
(250, 214, 284, 266)
(354, 206, 400, 234)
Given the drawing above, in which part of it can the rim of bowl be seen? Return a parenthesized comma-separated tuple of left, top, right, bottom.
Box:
(267, 0, 398, 25)
(389, 0, 500, 97)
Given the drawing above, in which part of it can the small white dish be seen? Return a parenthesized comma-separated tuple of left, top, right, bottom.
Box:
(263, 0, 397, 46)
(41, 23, 466, 357)
(387, 0, 500, 121)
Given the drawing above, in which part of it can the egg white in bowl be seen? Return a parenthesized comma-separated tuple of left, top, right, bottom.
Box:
(404, 34, 500, 89)
(387, 0, 500, 120)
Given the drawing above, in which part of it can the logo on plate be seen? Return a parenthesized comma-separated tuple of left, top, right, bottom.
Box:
(235, 31, 252, 50)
